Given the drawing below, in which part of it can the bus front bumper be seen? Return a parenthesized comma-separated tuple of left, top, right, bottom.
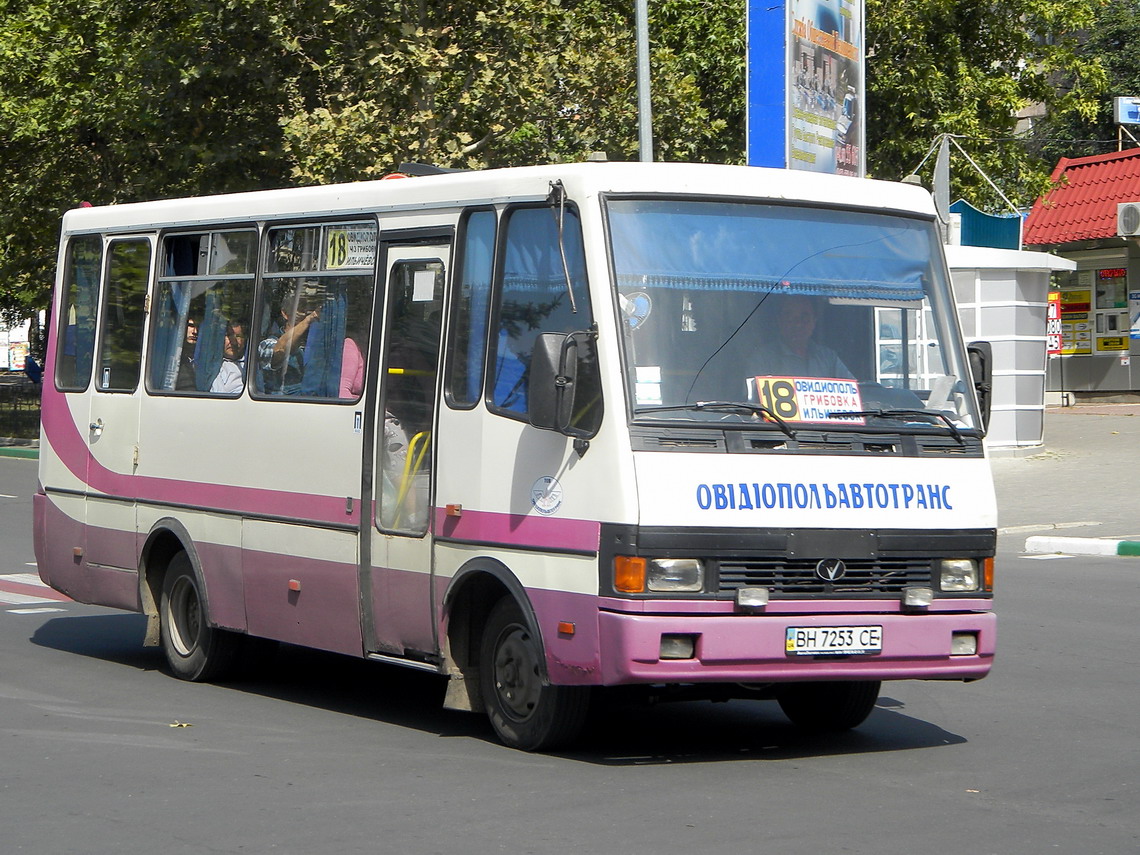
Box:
(596, 608, 995, 685)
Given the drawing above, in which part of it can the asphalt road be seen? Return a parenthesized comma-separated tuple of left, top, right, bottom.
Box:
(2, 445, 1138, 855)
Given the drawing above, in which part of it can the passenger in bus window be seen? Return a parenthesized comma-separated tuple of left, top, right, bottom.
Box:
(258, 303, 319, 395)
(755, 295, 854, 380)
(210, 321, 247, 395)
(339, 317, 368, 399)
(175, 317, 200, 390)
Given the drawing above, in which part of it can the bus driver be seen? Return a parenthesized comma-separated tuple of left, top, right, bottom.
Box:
(755, 294, 854, 380)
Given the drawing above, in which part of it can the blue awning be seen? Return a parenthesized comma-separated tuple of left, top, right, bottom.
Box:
(608, 200, 933, 302)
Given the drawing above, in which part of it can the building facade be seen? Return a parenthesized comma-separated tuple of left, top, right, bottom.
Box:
(1023, 148, 1140, 396)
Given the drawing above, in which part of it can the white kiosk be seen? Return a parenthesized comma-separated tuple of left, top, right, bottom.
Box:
(946, 245, 1075, 451)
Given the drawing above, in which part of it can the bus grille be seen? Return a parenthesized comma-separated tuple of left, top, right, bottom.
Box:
(717, 559, 931, 597)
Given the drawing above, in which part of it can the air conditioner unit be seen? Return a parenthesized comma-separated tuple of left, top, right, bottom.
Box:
(1118, 202, 1140, 236)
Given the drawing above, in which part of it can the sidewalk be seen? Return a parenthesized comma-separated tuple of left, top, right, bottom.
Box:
(991, 404, 1140, 556)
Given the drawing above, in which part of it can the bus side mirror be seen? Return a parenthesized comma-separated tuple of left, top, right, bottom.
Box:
(528, 330, 603, 440)
(967, 341, 993, 431)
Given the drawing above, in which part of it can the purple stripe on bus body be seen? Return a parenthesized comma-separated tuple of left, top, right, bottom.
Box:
(435, 507, 601, 553)
(40, 388, 355, 524)
(41, 392, 600, 547)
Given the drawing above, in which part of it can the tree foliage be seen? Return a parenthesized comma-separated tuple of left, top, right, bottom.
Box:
(278, 0, 730, 181)
(0, 0, 315, 322)
(1030, 0, 1140, 164)
(865, 0, 1107, 210)
(0, 0, 1117, 322)
(0, 0, 730, 320)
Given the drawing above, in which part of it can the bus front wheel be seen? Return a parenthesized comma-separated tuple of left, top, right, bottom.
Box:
(776, 680, 881, 732)
(160, 552, 240, 682)
(479, 598, 589, 751)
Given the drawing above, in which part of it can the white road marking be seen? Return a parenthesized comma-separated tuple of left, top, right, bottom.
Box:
(0, 591, 62, 605)
(0, 573, 70, 606)
(3, 573, 49, 587)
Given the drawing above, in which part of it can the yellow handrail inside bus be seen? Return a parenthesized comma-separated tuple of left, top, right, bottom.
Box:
(393, 430, 431, 528)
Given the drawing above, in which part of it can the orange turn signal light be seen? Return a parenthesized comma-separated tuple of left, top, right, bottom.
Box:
(983, 557, 994, 591)
(614, 556, 647, 593)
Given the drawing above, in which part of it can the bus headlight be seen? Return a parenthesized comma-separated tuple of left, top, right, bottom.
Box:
(647, 558, 704, 593)
(939, 559, 980, 592)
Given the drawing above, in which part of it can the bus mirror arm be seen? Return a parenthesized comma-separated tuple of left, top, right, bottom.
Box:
(966, 340, 993, 432)
(546, 180, 578, 315)
(528, 328, 603, 445)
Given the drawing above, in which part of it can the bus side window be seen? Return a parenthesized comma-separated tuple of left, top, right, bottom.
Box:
(446, 209, 495, 408)
(149, 231, 256, 395)
(489, 206, 591, 417)
(254, 275, 373, 399)
(96, 239, 151, 392)
(56, 235, 103, 391)
(255, 222, 375, 401)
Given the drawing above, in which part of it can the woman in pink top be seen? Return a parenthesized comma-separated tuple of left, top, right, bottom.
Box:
(339, 335, 365, 398)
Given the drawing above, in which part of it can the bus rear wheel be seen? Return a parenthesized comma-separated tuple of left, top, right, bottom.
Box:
(776, 680, 881, 732)
(160, 552, 240, 682)
(479, 598, 589, 751)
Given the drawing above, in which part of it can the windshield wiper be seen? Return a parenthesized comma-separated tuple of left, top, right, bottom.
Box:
(635, 401, 798, 440)
(827, 408, 967, 445)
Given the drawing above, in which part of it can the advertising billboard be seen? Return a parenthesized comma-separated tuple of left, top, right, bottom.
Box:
(748, 0, 864, 176)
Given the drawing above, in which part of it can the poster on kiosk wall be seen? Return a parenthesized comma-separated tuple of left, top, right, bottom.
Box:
(788, 0, 864, 176)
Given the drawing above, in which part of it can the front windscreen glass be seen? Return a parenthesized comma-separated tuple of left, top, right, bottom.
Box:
(607, 198, 979, 433)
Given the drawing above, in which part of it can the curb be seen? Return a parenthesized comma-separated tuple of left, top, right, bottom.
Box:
(0, 437, 38, 461)
(1025, 535, 1140, 557)
(0, 446, 38, 460)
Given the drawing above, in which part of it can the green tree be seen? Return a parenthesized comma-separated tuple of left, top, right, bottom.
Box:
(1030, 0, 1140, 163)
(279, 0, 725, 181)
(0, 0, 727, 319)
(652, 0, 745, 164)
(865, 0, 1107, 210)
(0, 0, 321, 322)
(0, 0, 1115, 324)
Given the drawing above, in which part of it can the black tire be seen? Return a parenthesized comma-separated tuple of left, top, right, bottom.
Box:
(159, 552, 241, 682)
(479, 597, 590, 751)
(777, 680, 881, 732)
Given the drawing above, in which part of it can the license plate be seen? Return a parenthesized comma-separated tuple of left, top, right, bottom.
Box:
(785, 626, 883, 656)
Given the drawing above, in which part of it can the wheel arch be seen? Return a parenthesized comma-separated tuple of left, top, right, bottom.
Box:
(439, 557, 548, 712)
(139, 519, 204, 647)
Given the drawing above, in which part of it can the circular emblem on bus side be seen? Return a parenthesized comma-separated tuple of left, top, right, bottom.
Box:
(815, 558, 847, 582)
(531, 476, 564, 516)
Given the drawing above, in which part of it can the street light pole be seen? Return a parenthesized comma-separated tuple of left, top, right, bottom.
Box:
(636, 0, 653, 162)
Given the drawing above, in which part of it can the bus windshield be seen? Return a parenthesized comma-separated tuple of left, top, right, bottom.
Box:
(607, 197, 979, 433)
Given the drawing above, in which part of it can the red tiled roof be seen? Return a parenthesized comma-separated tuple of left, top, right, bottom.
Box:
(1023, 148, 1140, 245)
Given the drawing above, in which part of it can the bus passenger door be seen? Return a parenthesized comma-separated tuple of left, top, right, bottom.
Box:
(84, 236, 152, 576)
(364, 239, 450, 660)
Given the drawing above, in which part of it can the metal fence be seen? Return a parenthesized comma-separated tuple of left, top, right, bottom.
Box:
(0, 381, 42, 439)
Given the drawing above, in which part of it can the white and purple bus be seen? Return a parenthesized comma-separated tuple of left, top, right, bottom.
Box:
(35, 162, 996, 750)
